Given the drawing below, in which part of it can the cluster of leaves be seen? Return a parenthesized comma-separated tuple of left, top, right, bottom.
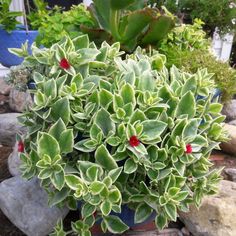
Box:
(162, 48, 236, 102)
(0, 0, 23, 32)
(150, 0, 236, 34)
(157, 19, 236, 102)
(12, 35, 227, 235)
(159, 19, 210, 52)
(29, 4, 95, 47)
(81, 0, 176, 52)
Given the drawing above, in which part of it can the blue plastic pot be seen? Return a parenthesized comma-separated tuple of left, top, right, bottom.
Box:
(78, 202, 155, 228)
(0, 26, 38, 67)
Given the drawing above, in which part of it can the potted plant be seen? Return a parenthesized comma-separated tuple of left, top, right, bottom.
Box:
(12, 34, 227, 235)
(0, 0, 94, 67)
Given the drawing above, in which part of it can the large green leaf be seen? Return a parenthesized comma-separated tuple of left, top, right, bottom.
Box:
(59, 129, 74, 154)
(51, 97, 70, 125)
(176, 91, 196, 118)
(95, 145, 118, 170)
(49, 118, 67, 140)
(120, 9, 153, 42)
(104, 215, 129, 234)
(95, 108, 115, 136)
(120, 83, 136, 104)
(134, 203, 153, 224)
(141, 120, 167, 141)
(142, 15, 174, 45)
(110, 0, 136, 10)
(38, 133, 60, 158)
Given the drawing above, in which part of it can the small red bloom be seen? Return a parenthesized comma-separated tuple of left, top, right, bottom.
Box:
(129, 135, 140, 147)
(18, 141, 24, 153)
(185, 144, 192, 154)
(59, 58, 70, 70)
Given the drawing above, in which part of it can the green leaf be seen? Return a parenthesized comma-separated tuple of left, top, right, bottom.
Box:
(90, 181, 105, 194)
(95, 108, 115, 136)
(176, 91, 196, 118)
(120, 83, 135, 104)
(65, 175, 83, 191)
(38, 133, 60, 158)
(209, 103, 223, 114)
(51, 97, 70, 125)
(49, 118, 67, 140)
(59, 129, 74, 154)
(141, 120, 167, 141)
(49, 188, 69, 207)
(164, 203, 177, 221)
(108, 167, 123, 183)
(104, 215, 129, 234)
(142, 15, 174, 45)
(99, 89, 113, 108)
(124, 158, 137, 174)
(38, 168, 52, 179)
(155, 214, 167, 230)
(135, 203, 153, 224)
(101, 200, 112, 216)
(95, 145, 118, 170)
(108, 188, 121, 203)
(44, 79, 57, 99)
(82, 203, 96, 219)
(51, 170, 65, 191)
(110, 0, 136, 9)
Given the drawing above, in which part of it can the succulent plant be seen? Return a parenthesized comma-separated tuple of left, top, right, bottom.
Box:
(11, 35, 227, 235)
(81, 0, 176, 52)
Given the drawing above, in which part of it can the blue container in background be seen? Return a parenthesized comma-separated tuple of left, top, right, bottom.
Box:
(0, 26, 38, 67)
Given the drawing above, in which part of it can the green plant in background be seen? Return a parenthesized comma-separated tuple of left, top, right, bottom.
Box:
(150, 0, 236, 35)
(11, 35, 227, 235)
(82, 0, 176, 52)
(29, 3, 95, 47)
(164, 48, 236, 102)
(158, 19, 236, 102)
(0, 0, 23, 32)
(160, 19, 209, 51)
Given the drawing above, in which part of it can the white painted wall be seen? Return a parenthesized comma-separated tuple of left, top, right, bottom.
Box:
(212, 28, 234, 62)
(9, 0, 24, 25)
(83, 0, 93, 7)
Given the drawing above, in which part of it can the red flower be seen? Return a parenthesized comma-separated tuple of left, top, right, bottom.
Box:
(129, 136, 140, 147)
(185, 144, 192, 154)
(59, 58, 70, 70)
(18, 141, 24, 153)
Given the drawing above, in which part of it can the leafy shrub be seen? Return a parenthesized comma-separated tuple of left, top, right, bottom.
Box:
(151, 0, 236, 34)
(12, 36, 227, 235)
(82, 0, 175, 52)
(162, 48, 236, 102)
(0, 0, 23, 32)
(30, 4, 95, 47)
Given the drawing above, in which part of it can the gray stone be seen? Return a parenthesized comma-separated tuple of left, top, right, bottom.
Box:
(222, 100, 236, 122)
(179, 180, 236, 236)
(9, 89, 32, 113)
(0, 176, 69, 236)
(8, 142, 21, 176)
(220, 124, 236, 155)
(228, 120, 236, 126)
(0, 77, 12, 95)
(224, 168, 236, 182)
(0, 113, 26, 146)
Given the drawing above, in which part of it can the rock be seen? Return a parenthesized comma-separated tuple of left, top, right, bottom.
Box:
(224, 168, 236, 182)
(123, 228, 183, 236)
(0, 77, 12, 95)
(181, 227, 190, 236)
(228, 120, 236, 126)
(179, 180, 236, 236)
(0, 113, 26, 146)
(8, 142, 21, 176)
(9, 89, 32, 113)
(222, 100, 236, 121)
(220, 124, 236, 155)
(0, 176, 69, 236)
